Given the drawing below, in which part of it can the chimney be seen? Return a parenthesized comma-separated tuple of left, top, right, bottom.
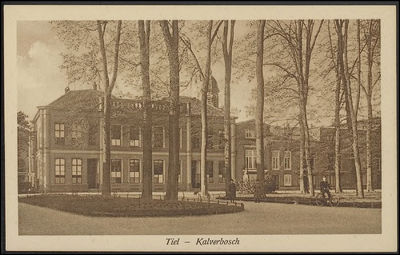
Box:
(65, 86, 70, 94)
(93, 82, 97, 90)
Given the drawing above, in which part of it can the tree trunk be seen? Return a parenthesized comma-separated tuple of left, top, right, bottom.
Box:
(222, 20, 235, 195)
(336, 19, 364, 198)
(160, 20, 180, 201)
(102, 91, 111, 196)
(365, 20, 375, 192)
(302, 103, 314, 197)
(200, 21, 213, 197)
(366, 95, 373, 192)
(138, 20, 153, 200)
(334, 24, 342, 193)
(299, 116, 305, 193)
(255, 20, 266, 193)
(97, 20, 122, 197)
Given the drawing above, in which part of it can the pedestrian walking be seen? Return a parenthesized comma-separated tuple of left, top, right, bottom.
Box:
(254, 179, 263, 203)
(228, 179, 236, 203)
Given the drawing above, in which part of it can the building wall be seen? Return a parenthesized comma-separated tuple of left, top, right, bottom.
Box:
(235, 122, 382, 191)
(33, 101, 234, 193)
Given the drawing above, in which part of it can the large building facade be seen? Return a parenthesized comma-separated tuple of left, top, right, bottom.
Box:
(29, 84, 381, 193)
(30, 83, 239, 193)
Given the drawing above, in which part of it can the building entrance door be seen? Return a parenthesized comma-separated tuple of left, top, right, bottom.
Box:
(87, 159, 98, 189)
(191, 160, 200, 188)
(272, 175, 279, 189)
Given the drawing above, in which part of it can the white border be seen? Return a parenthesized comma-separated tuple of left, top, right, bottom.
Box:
(5, 5, 398, 252)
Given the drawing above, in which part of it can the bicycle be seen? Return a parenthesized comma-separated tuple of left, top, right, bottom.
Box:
(315, 192, 340, 207)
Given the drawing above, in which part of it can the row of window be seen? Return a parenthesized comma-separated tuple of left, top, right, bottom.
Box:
(55, 158, 82, 184)
(245, 150, 292, 170)
(110, 159, 169, 184)
(54, 158, 226, 185)
(54, 123, 227, 150)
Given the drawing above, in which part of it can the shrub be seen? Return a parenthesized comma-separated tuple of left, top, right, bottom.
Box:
(237, 174, 276, 194)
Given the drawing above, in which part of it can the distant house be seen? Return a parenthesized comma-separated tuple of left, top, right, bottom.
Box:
(235, 119, 382, 190)
(30, 78, 238, 193)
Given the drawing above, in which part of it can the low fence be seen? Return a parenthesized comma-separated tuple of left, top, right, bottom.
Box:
(217, 195, 382, 209)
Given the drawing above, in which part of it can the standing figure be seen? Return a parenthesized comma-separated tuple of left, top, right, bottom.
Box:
(320, 176, 332, 203)
(254, 179, 263, 203)
(228, 179, 236, 203)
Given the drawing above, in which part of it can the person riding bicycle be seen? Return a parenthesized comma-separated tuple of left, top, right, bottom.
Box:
(320, 176, 332, 203)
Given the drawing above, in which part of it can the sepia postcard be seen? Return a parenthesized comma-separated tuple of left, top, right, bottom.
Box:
(4, 4, 398, 253)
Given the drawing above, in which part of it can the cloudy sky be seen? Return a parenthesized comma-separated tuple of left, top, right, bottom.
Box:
(17, 21, 254, 122)
(18, 21, 71, 119)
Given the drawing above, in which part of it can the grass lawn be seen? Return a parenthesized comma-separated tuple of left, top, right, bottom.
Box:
(19, 194, 244, 217)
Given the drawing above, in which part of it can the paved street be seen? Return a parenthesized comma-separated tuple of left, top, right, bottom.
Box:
(19, 201, 381, 235)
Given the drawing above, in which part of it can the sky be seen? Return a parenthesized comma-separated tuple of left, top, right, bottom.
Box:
(17, 21, 254, 122)
(16, 20, 381, 128)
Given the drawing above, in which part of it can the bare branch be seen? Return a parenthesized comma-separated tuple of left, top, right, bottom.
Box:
(109, 21, 122, 91)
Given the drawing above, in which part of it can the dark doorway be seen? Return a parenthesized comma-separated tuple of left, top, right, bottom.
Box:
(191, 160, 200, 188)
(87, 159, 98, 189)
(272, 175, 279, 189)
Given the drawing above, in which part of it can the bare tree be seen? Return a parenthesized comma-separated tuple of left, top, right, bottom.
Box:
(199, 21, 213, 196)
(179, 21, 222, 196)
(160, 20, 180, 201)
(256, 20, 266, 192)
(327, 21, 343, 192)
(360, 19, 381, 192)
(97, 20, 122, 196)
(138, 20, 153, 200)
(221, 20, 236, 195)
(335, 19, 364, 198)
(266, 20, 324, 196)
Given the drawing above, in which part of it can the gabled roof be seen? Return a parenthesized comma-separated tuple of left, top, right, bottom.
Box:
(47, 89, 106, 111)
(42, 89, 225, 117)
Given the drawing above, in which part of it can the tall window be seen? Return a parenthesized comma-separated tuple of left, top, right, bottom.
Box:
(245, 149, 256, 169)
(272, 151, 279, 170)
(245, 129, 255, 138)
(218, 161, 225, 183)
(153, 127, 164, 148)
(111, 159, 122, 183)
(88, 123, 98, 145)
(328, 153, 334, 171)
(111, 125, 121, 146)
(283, 174, 292, 186)
(130, 126, 140, 147)
(207, 160, 214, 183)
(55, 123, 65, 144)
(284, 151, 291, 170)
(153, 160, 164, 183)
(72, 158, 82, 184)
(207, 129, 214, 149)
(129, 159, 140, 183)
(55, 158, 65, 184)
(218, 130, 225, 149)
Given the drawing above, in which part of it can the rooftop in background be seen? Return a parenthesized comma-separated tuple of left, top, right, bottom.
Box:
(37, 88, 228, 118)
